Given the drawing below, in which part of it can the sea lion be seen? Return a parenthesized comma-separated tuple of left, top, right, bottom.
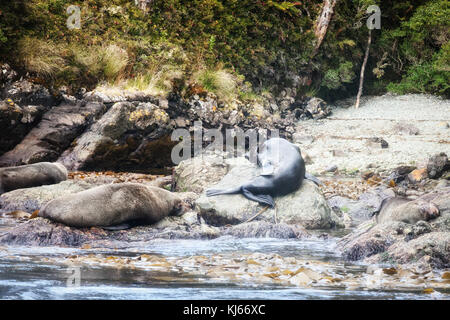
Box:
(0, 162, 68, 194)
(374, 197, 440, 224)
(206, 138, 321, 207)
(39, 183, 185, 229)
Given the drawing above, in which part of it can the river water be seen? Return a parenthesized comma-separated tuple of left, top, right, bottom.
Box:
(1, 229, 448, 300)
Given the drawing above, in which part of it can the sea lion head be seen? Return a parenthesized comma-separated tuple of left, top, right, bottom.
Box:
(418, 201, 440, 221)
(169, 198, 190, 217)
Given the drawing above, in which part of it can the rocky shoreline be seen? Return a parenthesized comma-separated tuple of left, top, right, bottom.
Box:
(0, 151, 449, 271)
(1, 63, 449, 275)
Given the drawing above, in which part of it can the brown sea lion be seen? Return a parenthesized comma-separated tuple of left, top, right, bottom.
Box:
(0, 162, 68, 194)
(374, 197, 440, 224)
(39, 183, 185, 229)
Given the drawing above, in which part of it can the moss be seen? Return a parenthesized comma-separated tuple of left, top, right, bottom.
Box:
(0, 0, 447, 99)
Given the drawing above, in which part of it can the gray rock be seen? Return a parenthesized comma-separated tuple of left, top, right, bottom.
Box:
(0, 217, 90, 246)
(338, 220, 404, 261)
(0, 63, 18, 85)
(392, 122, 420, 135)
(427, 152, 449, 179)
(305, 97, 331, 119)
(2, 79, 58, 107)
(174, 154, 228, 194)
(0, 101, 105, 166)
(195, 157, 337, 229)
(0, 101, 50, 155)
(222, 221, 309, 239)
(366, 232, 450, 269)
(58, 101, 173, 171)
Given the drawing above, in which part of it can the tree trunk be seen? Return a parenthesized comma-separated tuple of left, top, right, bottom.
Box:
(312, 0, 339, 57)
(355, 29, 372, 109)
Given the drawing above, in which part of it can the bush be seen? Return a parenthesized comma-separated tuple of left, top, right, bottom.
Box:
(17, 37, 65, 78)
(193, 69, 241, 101)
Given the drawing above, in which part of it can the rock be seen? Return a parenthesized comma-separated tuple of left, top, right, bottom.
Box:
(2, 79, 59, 107)
(0, 63, 18, 85)
(327, 187, 396, 226)
(407, 168, 428, 183)
(0, 100, 50, 155)
(222, 221, 309, 239)
(386, 165, 416, 183)
(392, 122, 420, 135)
(338, 220, 404, 261)
(180, 211, 199, 225)
(0, 217, 91, 246)
(328, 196, 373, 226)
(304, 97, 331, 119)
(367, 137, 389, 149)
(0, 180, 98, 213)
(174, 154, 228, 194)
(0, 101, 106, 166)
(195, 157, 337, 229)
(292, 133, 315, 146)
(427, 152, 449, 179)
(58, 101, 174, 171)
(331, 149, 346, 157)
(325, 165, 338, 173)
(366, 232, 450, 269)
(83, 89, 159, 105)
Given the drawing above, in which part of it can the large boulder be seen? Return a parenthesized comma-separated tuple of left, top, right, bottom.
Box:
(58, 101, 175, 171)
(0, 100, 50, 155)
(327, 187, 395, 226)
(0, 100, 106, 166)
(194, 157, 337, 229)
(365, 231, 450, 269)
(174, 154, 229, 194)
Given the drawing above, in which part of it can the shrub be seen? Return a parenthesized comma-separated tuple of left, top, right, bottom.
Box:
(193, 69, 240, 101)
(17, 37, 65, 78)
(98, 44, 129, 82)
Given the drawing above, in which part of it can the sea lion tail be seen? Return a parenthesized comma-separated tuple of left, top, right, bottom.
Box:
(304, 172, 323, 186)
(206, 187, 241, 197)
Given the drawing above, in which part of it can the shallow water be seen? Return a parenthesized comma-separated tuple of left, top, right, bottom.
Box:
(0, 235, 448, 300)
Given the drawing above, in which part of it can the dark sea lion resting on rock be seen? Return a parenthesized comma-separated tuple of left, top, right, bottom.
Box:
(0, 162, 68, 195)
(39, 183, 185, 229)
(206, 138, 321, 207)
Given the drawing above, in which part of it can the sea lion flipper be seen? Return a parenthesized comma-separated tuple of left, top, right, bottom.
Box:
(206, 187, 241, 197)
(101, 223, 133, 231)
(304, 172, 323, 186)
(242, 189, 275, 208)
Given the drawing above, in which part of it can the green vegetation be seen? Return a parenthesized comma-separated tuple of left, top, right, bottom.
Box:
(0, 0, 448, 100)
